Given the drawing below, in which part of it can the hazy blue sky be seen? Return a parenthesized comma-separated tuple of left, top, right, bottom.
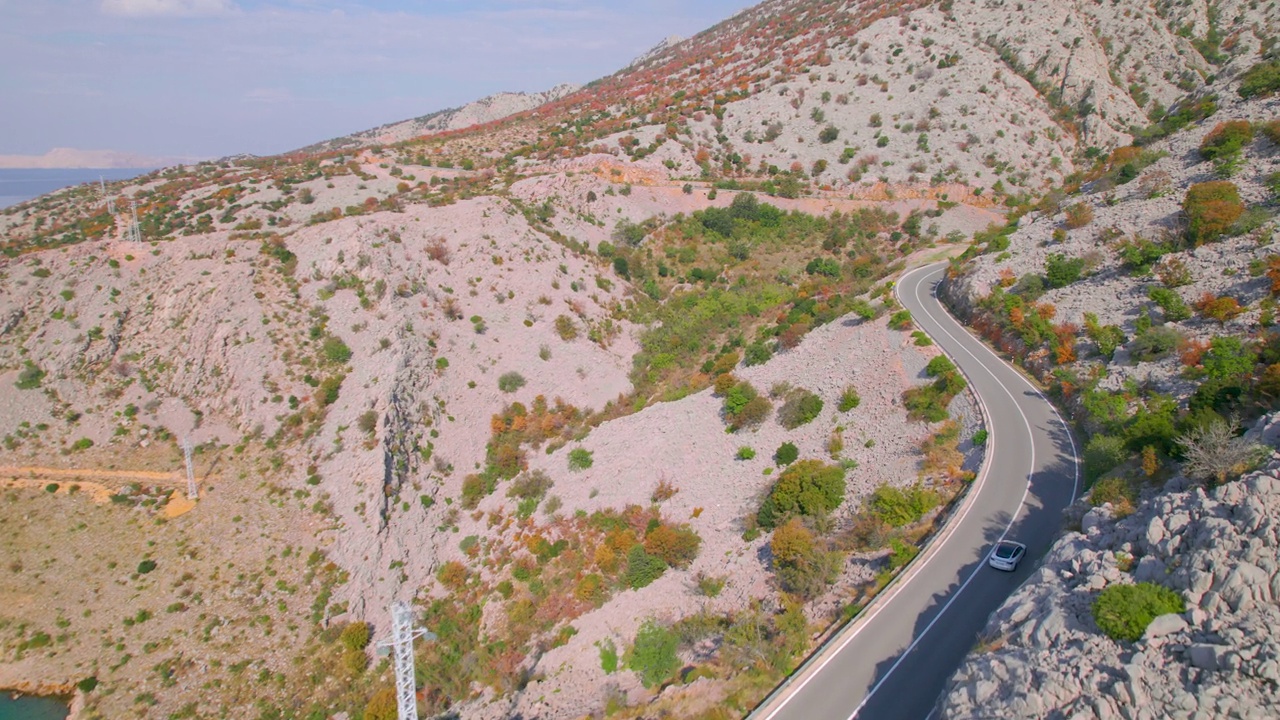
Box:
(1, 0, 755, 159)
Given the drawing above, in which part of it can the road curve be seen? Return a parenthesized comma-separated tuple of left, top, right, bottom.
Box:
(753, 262, 1079, 720)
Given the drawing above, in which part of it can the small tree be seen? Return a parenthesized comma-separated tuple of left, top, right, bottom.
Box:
(627, 619, 680, 688)
(774, 442, 799, 466)
(1177, 418, 1263, 485)
(757, 460, 847, 528)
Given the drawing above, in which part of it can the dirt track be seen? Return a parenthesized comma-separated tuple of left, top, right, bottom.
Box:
(0, 465, 194, 505)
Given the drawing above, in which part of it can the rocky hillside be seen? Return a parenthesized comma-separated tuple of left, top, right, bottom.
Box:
(4, 0, 1280, 718)
(934, 26, 1280, 720)
(305, 83, 581, 153)
(938, 414, 1280, 720)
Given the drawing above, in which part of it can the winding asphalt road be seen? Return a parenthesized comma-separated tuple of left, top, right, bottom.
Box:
(752, 262, 1080, 720)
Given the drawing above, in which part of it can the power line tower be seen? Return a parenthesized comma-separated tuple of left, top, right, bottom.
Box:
(100, 176, 115, 214)
(377, 601, 434, 720)
(181, 437, 198, 500)
(128, 200, 142, 243)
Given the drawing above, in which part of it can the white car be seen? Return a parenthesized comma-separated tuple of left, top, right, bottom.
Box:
(988, 541, 1026, 571)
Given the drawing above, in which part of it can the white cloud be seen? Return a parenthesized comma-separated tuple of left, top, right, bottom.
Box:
(101, 0, 237, 18)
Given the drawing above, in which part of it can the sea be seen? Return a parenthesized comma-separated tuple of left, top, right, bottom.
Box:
(0, 168, 156, 210)
(0, 693, 68, 720)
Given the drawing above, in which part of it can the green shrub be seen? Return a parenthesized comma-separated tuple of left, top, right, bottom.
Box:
(818, 125, 840, 144)
(837, 385, 861, 412)
(44, 483, 58, 493)
(136, 560, 157, 574)
(460, 474, 488, 510)
(771, 518, 841, 599)
(318, 374, 345, 406)
(1129, 326, 1181, 362)
(497, 372, 527, 393)
(805, 257, 841, 278)
(743, 340, 773, 366)
(598, 638, 619, 674)
(773, 442, 799, 466)
(15, 361, 44, 390)
(1092, 582, 1185, 641)
(1083, 313, 1127, 359)
(889, 310, 913, 331)
(624, 545, 667, 589)
(925, 355, 956, 377)
(903, 358, 967, 423)
(1239, 60, 1280, 99)
(76, 677, 98, 693)
(972, 429, 988, 445)
(339, 622, 371, 651)
(1147, 286, 1190, 321)
(886, 536, 919, 571)
(865, 483, 939, 528)
(1090, 475, 1137, 515)
(567, 448, 593, 471)
(757, 459, 847, 528)
(627, 619, 680, 688)
(903, 386, 950, 422)
(723, 381, 771, 431)
(322, 336, 352, 364)
(1045, 254, 1085, 288)
(1183, 181, 1243, 244)
(777, 389, 823, 429)
(736, 446, 757, 460)
(71, 438, 94, 451)
(696, 574, 726, 597)
(507, 470, 553, 499)
(1199, 120, 1254, 161)
(1083, 434, 1129, 482)
(555, 315, 578, 340)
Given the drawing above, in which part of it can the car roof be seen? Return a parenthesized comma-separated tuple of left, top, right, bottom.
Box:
(994, 541, 1025, 555)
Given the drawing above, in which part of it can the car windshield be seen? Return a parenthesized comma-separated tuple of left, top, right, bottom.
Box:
(994, 543, 1019, 558)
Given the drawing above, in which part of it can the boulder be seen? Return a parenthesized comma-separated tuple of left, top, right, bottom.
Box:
(1143, 613, 1187, 640)
(1187, 644, 1224, 671)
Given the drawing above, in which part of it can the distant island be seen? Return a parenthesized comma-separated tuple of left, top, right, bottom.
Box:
(0, 147, 192, 169)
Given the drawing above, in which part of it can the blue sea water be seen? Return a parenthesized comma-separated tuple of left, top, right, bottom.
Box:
(0, 693, 69, 720)
(0, 168, 155, 210)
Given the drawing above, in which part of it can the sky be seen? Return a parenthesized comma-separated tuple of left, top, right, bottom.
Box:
(0, 0, 756, 160)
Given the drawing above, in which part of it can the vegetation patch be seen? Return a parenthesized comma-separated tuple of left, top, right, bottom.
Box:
(757, 459, 847, 529)
(1092, 582, 1185, 642)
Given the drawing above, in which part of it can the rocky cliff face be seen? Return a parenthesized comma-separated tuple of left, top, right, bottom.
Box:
(939, 415, 1280, 720)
